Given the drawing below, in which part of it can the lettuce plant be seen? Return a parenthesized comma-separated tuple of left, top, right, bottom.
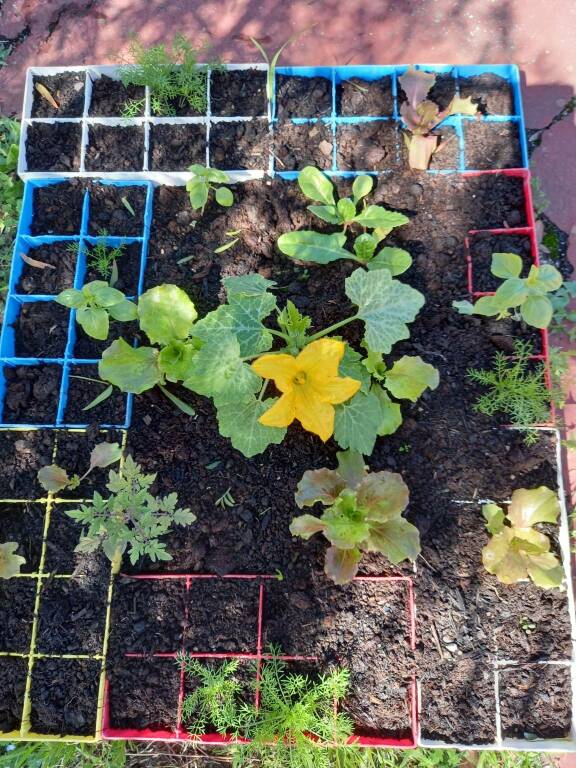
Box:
(0, 542, 25, 579)
(454, 252, 563, 329)
(186, 164, 234, 214)
(482, 486, 563, 589)
(399, 66, 477, 169)
(290, 450, 420, 583)
(277, 166, 411, 269)
(56, 281, 137, 340)
(37, 441, 122, 493)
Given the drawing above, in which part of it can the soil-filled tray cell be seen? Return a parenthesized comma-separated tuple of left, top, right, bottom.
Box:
(109, 577, 186, 655)
(0, 657, 27, 733)
(44, 502, 108, 574)
(0, 579, 36, 652)
(26, 122, 82, 172)
(336, 122, 401, 171)
(64, 364, 127, 426)
(337, 76, 394, 116)
(31, 73, 85, 118)
(210, 69, 267, 117)
(420, 660, 496, 744)
(0, 502, 45, 573)
(107, 657, 180, 732)
(83, 241, 142, 296)
(459, 74, 516, 116)
(469, 232, 534, 293)
(0, 429, 55, 499)
(88, 75, 145, 117)
(209, 120, 270, 171)
(398, 72, 456, 112)
(184, 579, 260, 653)
(464, 121, 522, 171)
(53, 428, 124, 499)
(273, 121, 333, 171)
(30, 181, 84, 236)
(87, 183, 146, 237)
(2, 365, 62, 424)
(85, 125, 145, 172)
(150, 123, 207, 171)
(16, 242, 78, 296)
(72, 318, 138, 361)
(499, 665, 572, 740)
(463, 174, 527, 230)
(276, 75, 332, 119)
(400, 126, 460, 171)
(30, 658, 99, 736)
(12, 301, 69, 359)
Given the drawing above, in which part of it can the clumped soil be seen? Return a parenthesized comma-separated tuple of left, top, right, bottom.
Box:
(30, 181, 84, 236)
(458, 73, 516, 115)
(0, 502, 45, 572)
(150, 123, 206, 170)
(210, 69, 267, 116)
(26, 122, 82, 172)
(0, 430, 55, 499)
(16, 242, 78, 295)
(469, 232, 533, 292)
(72, 318, 138, 361)
(44, 502, 108, 574)
(2, 365, 62, 424)
(273, 121, 333, 171)
(337, 76, 394, 116)
(64, 364, 127, 425)
(87, 182, 146, 237)
(13, 301, 69, 358)
(84, 241, 141, 295)
(0, 580, 36, 652)
(336, 122, 400, 171)
(31, 73, 85, 117)
(0, 658, 27, 732)
(88, 75, 144, 117)
(85, 125, 144, 172)
(276, 75, 332, 118)
(209, 120, 270, 170)
(464, 120, 522, 170)
(499, 665, 572, 739)
(30, 658, 99, 735)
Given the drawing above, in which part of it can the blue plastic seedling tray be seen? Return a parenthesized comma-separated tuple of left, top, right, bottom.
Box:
(0, 179, 154, 429)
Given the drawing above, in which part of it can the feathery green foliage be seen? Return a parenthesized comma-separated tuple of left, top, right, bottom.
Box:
(179, 655, 242, 735)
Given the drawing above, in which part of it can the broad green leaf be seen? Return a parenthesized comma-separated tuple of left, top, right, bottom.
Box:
(337, 197, 356, 222)
(384, 355, 439, 402)
(217, 396, 286, 457)
(186, 179, 209, 210)
(507, 486, 560, 528)
(482, 503, 506, 534)
(89, 442, 122, 471)
(91, 284, 126, 308)
(528, 264, 563, 293)
(295, 468, 346, 507)
(345, 268, 425, 354)
(482, 529, 528, 583)
(353, 206, 408, 231)
(289, 514, 327, 539)
(334, 390, 383, 455)
(56, 288, 85, 309)
(138, 285, 197, 345)
(367, 518, 421, 564)
(38, 464, 70, 493)
(520, 294, 553, 329)
(77, 306, 109, 340)
(471, 295, 503, 316)
(193, 292, 276, 357)
(452, 299, 476, 315)
(108, 299, 138, 322)
(204, 167, 230, 183)
(224, 273, 276, 298)
(447, 95, 478, 117)
(335, 450, 367, 489)
(338, 345, 371, 393)
(352, 175, 373, 203)
(158, 340, 197, 382)
(526, 551, 564, 589)
(215, 186, 234, 207)
(0, 542, 26, 579)
(493, 278, 528, 309)
(324, 546, 361, 584)
(323, 503, 371, 549)
(353, 234, 377, 263)
(277, 231, 350, 264)
(99, 338, 162, 394)
(307, 204, 341, 224)
(356, 472, 409, 521)
(372, 386, 403, 436)
(491, 252, 523, 279)
(298, 166, 335, 206)
(368, 247, 412, 276)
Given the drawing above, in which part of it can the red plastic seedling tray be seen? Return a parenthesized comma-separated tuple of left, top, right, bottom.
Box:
(102, 573, 417, 747)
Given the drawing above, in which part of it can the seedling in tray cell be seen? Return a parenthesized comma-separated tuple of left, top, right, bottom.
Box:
(186, 164, 234, 214)
(37, 439, 122, 493)
(70, 232, 127, 283)
(56, 281, 137, 340)
(290, 450, 420, 584)
(0, 541, 26, 578)
(178, 654, 243, 736)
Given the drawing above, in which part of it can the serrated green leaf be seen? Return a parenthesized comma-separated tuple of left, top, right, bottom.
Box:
(224, 273, 276, 298)
(217, 396, 286, 457)
(277, 231, 350, 264)
(298, 166, 335, 206)
(338, 345, 371, 393)
(368, 247, 412, 276)
(193, 292, 276, 357)
(384, 355, 439, 402)
(334, 390, 383, 454)
(99, 338, 162, 394)
(295, 468, 346, 507)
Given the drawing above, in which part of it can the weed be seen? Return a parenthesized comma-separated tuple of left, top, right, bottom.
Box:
(216, 487, 236, 508)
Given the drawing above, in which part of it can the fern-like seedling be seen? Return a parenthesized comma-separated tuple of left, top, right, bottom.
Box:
(88, 230, 126, 282)
(178, 654, 241, 735)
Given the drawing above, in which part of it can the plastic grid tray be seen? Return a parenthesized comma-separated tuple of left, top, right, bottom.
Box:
(101, 573, 417, 746)
(19, 64, 528, 182)
(0, 428, 126, 741)
(0, 178, 154, 429)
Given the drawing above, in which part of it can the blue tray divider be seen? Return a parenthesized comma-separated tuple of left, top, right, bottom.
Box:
(138, 181, 154, 296)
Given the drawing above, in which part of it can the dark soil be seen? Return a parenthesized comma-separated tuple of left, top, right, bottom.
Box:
(337, 76, 394, 116)
(273, 121, 333, 171)
(64, 364, 127, 425)
(13, 301, 69, 358)
(72, 318, 138, 360)
(30, 658, 100, 735)
(16, 242, 78, 295)
(44, 502, 108, 574)
(0, 502, 45, 572)
(2, 365, 62, 424)
(31, 73, 85, 117)
(209, 120, 270, 170)
(276, 75, 332, 118)
(460, 174, 527, 229)
(89, 75, 145, 117)
(30, 181, 84, 236)
(464, 120, 522, 170)
(458, 73, 516, 115)
(0, 657, 27, 732)
(210, 69, 267, 117)
(0, 579, 36, 652)
(499, 665, 572, 739)
(150, 123, 207, 170)
(0, 430, 55, 499)
(84, 241, 142, 295)
(26, 122, 82, 172)
(53, 427, 124, 499)
(469, 232, 533, 292)
(336, 122, 400, 171)
(400, 126, 460, 170)
(398, 72, 456, 112)
(85, 125, 144, 172)
(87, 182, 146, 237)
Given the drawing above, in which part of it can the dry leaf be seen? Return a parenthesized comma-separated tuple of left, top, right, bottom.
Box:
(20, 252, 56, 270)
(35, 83, 59, 109)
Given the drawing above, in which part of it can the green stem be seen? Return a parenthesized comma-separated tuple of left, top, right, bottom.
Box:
(267, 327, 289, 341)
(307, 314, 359, 342)
(258, 379, 269, 402)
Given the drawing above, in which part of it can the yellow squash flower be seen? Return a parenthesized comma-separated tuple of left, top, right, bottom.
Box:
(251, 338, 361, 442)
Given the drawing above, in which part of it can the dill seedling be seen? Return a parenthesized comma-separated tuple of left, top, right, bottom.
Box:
(178, 654, 242, 735)
(88, 231, 126, 281)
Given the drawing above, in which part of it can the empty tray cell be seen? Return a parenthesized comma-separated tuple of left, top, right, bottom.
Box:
(469, 232, 533, 293)
(273, 121, 333, 171)
(209, 120, 270, 170)
(0, 429, 55, 499)
(85, 124, 145, 172)
(459, 73, 516, 115)
(88, 74, 145, 117)
(53, 429, 124, 499)
(337, 75, 394, 116)
(64, 364, 127, 426)
(150, 123, 207, 171)
(2, 365, 62, 424)
(0, 502, 45, 573)
(31, 73, 85, 117)
(12, 301, 69, 359)
(336, 121, 400, 171)
(88, 183, 146, 237)
(82, 240, 142, 295)
(44, 502, 107, 574)
(16, 242, 78, 295)
(400, 125, 460, 170)
(276, 75, 332, 118)
(210, 68, 267, 117)
(464, 121, 522, 170)
(462, 174, 527, 230)
(500, 665, 572, 739)
(0, 580, 36, 652)
(398, 71, 455, 112)
(30, 181, 84, 236)
(0, 657, 27, 733)
(30, 658, 99, 736)
(184, 578, 260, 653)
(26, 122, 82, 172)
(109, 577, 187, 655)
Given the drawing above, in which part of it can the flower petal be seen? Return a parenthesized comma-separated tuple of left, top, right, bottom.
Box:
(258, 391, 296, 428)
(297, 339, 346, 384)
(313, 375, 361, 405)
(251, 354, 298, 393)
(293, 388, 335, 441)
